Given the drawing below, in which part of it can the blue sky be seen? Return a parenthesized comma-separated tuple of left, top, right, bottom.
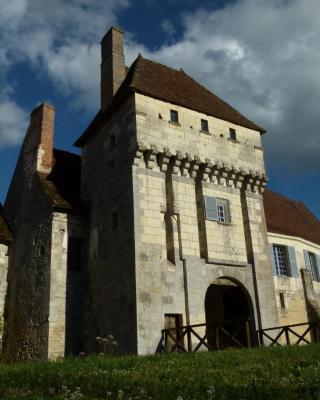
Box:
(0, 0, 319, 218)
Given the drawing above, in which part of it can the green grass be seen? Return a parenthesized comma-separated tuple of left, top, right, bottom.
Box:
(1, 345, 320, 399)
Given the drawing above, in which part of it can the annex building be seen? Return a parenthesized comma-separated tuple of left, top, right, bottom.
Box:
(0, 27, 320, 360)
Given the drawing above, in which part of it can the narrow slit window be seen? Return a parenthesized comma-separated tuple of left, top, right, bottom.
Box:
(229, 128, 237, 141)
(111, 211, 118, 230)
(201, 119, 209, 132)
(170, 110, 179, 124)
(279, 293, 285, 308)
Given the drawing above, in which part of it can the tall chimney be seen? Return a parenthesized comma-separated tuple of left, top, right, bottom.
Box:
(29, 102, 55, 173)
(100, 26, 125, 111)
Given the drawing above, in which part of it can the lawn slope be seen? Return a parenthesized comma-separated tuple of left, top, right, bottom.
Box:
(1, 345, 320, 399)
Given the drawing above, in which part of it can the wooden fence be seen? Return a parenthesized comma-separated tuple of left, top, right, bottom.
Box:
(158, 320, 320, 353)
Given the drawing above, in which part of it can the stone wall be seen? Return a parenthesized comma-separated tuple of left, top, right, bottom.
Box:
(268, 232, 320, 327)
(132, 93, 279, 354)
(0, 243, 9, 347)
(2, 103, 56, 361)
(81, 96, 138, 354)
(48, 213, 85, 359)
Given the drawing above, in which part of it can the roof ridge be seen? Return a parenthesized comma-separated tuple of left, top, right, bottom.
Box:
(53, 148, 81, 158)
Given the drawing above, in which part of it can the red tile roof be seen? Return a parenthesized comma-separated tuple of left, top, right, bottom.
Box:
(38, 149, 85, 214)
(263, 189, 320, 246)
(0, 203, 12, 243)
(75, 55, 265, 147)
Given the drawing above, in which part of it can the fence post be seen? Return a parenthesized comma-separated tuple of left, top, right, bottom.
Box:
(284, 327, 290, 346)
(245, 320, 252, 348)
(187, 327, 192, 352)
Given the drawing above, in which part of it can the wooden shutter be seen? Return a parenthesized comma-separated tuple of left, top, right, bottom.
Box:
(269, 244, 277, 276)
(204, 196, 218, 221)
(316, 254, 320, 280)
(304, 250, 312, 271)
(287, 246, 299, 277)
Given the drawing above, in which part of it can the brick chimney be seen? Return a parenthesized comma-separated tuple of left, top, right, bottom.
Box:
(100, 26, 125, 111)
(29, 102, 55, 173)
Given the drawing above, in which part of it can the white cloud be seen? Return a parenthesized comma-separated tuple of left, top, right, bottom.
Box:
(1, 0, 319, 177)
(0, 100, 28, 147)
(134, 0, 320, 174)
(0, 0, 129, 147)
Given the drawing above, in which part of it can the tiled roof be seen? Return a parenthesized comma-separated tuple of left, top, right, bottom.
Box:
(75, 55, 264, 147)
(264, 189, 320, 246)
(38, 149, 85, 214)
(0, 203, 12, 243)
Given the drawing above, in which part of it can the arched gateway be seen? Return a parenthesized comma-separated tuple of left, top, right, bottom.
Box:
(205, 277, 255, 349)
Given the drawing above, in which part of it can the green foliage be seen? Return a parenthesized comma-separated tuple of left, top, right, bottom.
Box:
(0, 345, 320, 399)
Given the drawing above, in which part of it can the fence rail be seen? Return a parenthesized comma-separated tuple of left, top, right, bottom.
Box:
(159, 317, 254, 353)
(257, 321, 320, 347)
(158, 320, 320, 354)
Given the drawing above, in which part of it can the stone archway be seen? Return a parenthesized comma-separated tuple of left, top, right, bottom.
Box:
(205, 277, 255, 349)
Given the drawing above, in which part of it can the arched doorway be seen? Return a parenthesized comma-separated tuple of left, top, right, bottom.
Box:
(205, 277, 255, 349)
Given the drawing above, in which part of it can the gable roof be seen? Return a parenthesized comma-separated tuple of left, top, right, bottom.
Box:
(264, 189, 320, 246)
(75, 55, 265, 147)
(38, 149, 85, 214)
(0, 203, 12, 244)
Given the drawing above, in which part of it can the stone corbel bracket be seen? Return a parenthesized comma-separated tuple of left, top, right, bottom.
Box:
(134, 144, 268, 192)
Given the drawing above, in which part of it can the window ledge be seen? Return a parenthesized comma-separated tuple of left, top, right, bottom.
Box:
(169, 120, 181, 127)
(199, 130, 210, 135)
(228, 138, 240, 144)
(217, 221, 232, 226)
(254, 145, 264, 151)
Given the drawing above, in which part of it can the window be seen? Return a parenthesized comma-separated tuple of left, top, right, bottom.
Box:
(229, 128, 237, 141)
(271, 244, 299, 277)
(170, 109, 179, 124)
(201, 119, 209, 132)
(217, 203, 226, 223)
(204, 196, 230, 224)
(279, 293, 286, 308)
(304, 250, 320, 282)
(67, 237, 84, 271)
(272, 245, 289, 276)
(108, 134, 116, 151)
(111, 211, 118, 230)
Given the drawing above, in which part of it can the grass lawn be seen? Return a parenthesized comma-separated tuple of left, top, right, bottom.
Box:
(1, 344, 320, 399)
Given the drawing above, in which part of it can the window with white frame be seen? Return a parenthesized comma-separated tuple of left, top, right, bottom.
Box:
(304, 250, 320, 282)
(272, 245, 289, 276)
(204, 196, 230, 224)
(271, 244, 299, 277)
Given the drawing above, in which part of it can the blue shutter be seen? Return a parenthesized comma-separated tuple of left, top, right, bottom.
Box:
(304, 250, 312, 271)
(316, 254, 320, 280)
(204, 196, 218, 221)
(269, 244, 277, 276)
(287, 246, 299, 277)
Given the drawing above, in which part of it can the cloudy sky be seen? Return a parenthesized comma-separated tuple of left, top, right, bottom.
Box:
(0, 0, 319, 217)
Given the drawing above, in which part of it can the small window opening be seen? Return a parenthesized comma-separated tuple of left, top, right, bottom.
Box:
(279, 292, 286, 308)
(201, 119, 209, 132)
(111, 211, 118, 230)
(67, 237, 83, 271)
(217, 203, 226, 223)
(170, 109, 179, 124)
(229, 128, 237, 141)
(109, 134, 116, 151)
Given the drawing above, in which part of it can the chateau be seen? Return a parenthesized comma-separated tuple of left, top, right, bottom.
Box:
(0, 26, 320, 360)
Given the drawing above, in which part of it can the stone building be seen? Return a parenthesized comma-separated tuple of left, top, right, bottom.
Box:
(1, 26, 320, 360)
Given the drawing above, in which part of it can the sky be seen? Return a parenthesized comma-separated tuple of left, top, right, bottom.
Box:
(0, 0, 319, 218)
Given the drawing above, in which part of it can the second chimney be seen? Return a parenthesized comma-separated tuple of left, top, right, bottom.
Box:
(100, 26, 125, 111)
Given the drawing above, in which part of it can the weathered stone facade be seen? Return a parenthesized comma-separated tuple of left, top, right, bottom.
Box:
(1, 26, 320, 360)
